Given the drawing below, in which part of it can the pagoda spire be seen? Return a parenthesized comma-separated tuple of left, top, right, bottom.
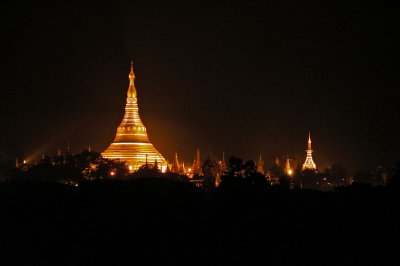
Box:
(219, 151, 227, 172)
(127, 61, 137, 98)
(192, 148, 203, 175)
(257, 155, 265, 174)
(102, 62, 167, 171)
(285, 157, 292, 176)
(171, 151, 180, 173)
(302, 132, 317, 171)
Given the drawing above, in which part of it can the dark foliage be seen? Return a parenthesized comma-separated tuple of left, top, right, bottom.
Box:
(388, 161, 400, 192)
(218, 157, 270, 196)
(1, 157, 400, 264)
(0, 178, 398, 265)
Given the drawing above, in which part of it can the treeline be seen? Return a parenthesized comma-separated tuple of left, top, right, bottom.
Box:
(1, 151, 400, 193)
(1, 172, 399, 265)
(1, 151, 400, 264)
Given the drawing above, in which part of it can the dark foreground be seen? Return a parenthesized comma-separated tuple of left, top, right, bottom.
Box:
(1, 179, 398, 265)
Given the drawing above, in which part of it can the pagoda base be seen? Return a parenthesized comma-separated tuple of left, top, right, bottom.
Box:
(102, 142, 167, 171)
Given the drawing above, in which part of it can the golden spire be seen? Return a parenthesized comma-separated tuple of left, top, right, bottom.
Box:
(303, 131, 317, 171)
(102, 62, 167, 172)
(285, 157, 292, 176)
(127, 61, 137, 98)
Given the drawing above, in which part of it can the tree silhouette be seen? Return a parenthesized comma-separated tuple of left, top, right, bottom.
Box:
(325, 163, 347, 186)
(228, 156, 244, 176)
(353, 169, 374, 185)
(219, 157, 269, 192)
(202, 157, 220, 191)
(301, 169, 322, 190)
(279, 175, 290, 189)
(130, 162, 161, 178)
(244, 160, 256, 176)
(388, 161, 400, 192)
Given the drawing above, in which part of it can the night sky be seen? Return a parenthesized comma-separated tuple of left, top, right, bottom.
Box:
(1, 1, 398, 173)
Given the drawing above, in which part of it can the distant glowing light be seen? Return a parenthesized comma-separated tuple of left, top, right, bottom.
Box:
(23, 160, 27, 164)
(128, 165, 133, 171)
(288, 169, 293, 176)
(110, 171, 116, 176)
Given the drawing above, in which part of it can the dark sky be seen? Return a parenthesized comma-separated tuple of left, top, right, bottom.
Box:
(1, 1, 399, 173)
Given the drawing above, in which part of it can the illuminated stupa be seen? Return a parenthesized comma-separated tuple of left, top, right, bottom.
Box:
(302, 132, 317, 171)
(102, 62, 167, 171)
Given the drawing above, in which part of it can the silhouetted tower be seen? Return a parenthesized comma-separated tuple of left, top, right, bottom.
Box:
(219, 151, 228, 173)
(192, 148, 203, 175)
(180, 162, 187, 175)
(202, 154, 220, 189)
(171, 152, 180, 173)
(257, 155, 265, 174)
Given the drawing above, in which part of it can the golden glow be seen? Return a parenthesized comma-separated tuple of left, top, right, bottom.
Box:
(102, 63, 167, 171)
(110, 171, 116, 176)
(302, 132, 317, 171)
(285, 158, 292, 176)
(109, 142, 152, 145)
(127, 61, 137, 98)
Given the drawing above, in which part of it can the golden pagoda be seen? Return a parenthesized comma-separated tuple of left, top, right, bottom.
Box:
(302, 132, 317, 171)
(102, 62, 167, 171)
(285, 157, 293, 176)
